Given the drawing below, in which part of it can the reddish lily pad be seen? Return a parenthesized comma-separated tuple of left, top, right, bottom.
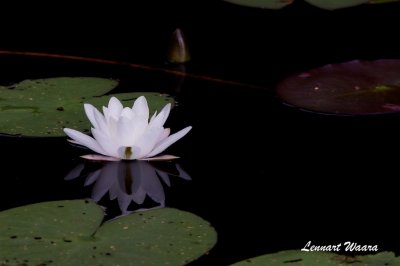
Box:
(276, 60, 400, 115)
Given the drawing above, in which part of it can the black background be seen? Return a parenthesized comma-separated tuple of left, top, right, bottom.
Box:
(2, 1, 399, 85)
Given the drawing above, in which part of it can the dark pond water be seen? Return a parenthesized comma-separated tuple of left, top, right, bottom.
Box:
(1, 51, 400, 265)
(1, 1, 400, 265)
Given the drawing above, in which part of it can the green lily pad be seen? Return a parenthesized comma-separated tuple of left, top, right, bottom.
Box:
(231, 250, 400, 265)
(369, 0, 399, 3)
(0, 199, 217, 266)
(223, 0, 293, 9)
(304, 0, 368, 10)
(0, 77, 174, 137)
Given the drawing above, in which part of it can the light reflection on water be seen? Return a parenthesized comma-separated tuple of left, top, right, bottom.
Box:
(65, 160, 191, 215)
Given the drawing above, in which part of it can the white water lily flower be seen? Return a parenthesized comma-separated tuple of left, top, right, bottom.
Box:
(64, 96, 191, 160)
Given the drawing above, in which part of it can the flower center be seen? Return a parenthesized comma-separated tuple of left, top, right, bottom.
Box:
(124, 147, 133, 159)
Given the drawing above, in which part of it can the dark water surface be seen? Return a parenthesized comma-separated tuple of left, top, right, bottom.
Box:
(1, 1, 400, 265)
(0, 53, 399, 265)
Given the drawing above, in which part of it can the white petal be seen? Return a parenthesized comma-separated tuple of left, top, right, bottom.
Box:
(149, 111, 157, 123)
(116, 115, 148, 146)
(84, 104, 99, 128)
(92, 128, 119, 158)
(135, 127, 164, 158)
(105, 116, 118, 139)
(132, 96, 150, 121)
(132, 115, 150, 142)
(116, 116, 135, 146)
(80, 154, 120, 161)
(67, 139, 81, 145)
(108, 97, 123, 119)
(92, 106, 108, 133)
(157, 128, 170, 142)
(64, 128, 106, 155)
(121, 107, 134, 119)
(82, 106, 106, 141)
(103, 106, 110, 121)
(146, 126, 192, 158)
(149, 103, 171, 128)
(139, 154, 180, 161)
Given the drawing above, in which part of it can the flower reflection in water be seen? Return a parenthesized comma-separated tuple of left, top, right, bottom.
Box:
(65, 161, 190, 215)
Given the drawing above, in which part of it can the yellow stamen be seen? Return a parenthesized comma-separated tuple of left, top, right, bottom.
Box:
(124, 147, 132, 159)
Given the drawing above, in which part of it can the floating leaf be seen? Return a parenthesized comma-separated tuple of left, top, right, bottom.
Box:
(0, 199, 217, 266)
(223, 0, 397, 9)
(0, 77, 174, 137)
(304, 0, 368, 10)
(231, 250, 400, 265)
(277, 60, 400, 115)
(223, 0, 293, 9)
(368, 0, 399, 3)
